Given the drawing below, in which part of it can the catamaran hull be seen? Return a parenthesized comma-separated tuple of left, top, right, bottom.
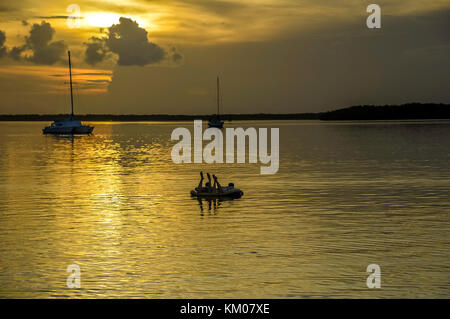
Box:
(208, 121, 224, 128)
(42, 126, 94, 134)
(72, 126, 94, 134)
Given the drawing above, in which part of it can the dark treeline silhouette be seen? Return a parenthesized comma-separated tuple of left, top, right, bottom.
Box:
(319, 103, 450, 120)
(0, 103, 448, 122)
(0, 113, 319, 121)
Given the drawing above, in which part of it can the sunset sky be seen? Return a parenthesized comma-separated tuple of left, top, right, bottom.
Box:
(0, 0, 449, 114)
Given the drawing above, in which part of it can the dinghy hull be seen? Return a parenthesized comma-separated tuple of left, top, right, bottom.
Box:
(191, 188, 243, 199)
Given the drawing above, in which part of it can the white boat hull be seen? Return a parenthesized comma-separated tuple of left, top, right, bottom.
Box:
(42, 119, 94, 135)
(208, 120, 224, 128)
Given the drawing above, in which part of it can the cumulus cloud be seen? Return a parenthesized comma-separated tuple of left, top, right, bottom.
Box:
(84, 17, 180, 67)
(9, 46, 25, 61)
(84, 36, 108, 66)
(6, 21, 66, 65)
(25, 21, 66, 64)
(107, 17, 165, 66)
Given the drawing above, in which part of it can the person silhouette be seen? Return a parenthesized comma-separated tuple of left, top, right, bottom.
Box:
(206, 173, 214, 192)
(196, 172, 232, 194)
(196, 171, 204, 191)
(212, 174, 223, 193)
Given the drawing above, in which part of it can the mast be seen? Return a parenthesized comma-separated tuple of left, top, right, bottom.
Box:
(68, 51, 74, 119)
(216, 76, 220, 118)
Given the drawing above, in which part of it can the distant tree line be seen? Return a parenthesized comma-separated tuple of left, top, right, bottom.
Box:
(319, 103, 450, 120)
(0, 103, 448, 121)
(0, 113, 320, 121)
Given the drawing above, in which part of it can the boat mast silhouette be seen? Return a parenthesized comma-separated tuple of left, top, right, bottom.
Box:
(216, 76, 220, 120)
(42, 50, 94, 134)
(208, 76, 224, 128)
(68, 51, 74, 119)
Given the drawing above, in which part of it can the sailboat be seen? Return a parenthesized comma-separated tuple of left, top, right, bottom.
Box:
(43, 51, 94, 134)
(208, 76, 224, 129)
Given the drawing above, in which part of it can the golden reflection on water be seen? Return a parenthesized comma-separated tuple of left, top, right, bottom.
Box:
(0, 121, 449, 298)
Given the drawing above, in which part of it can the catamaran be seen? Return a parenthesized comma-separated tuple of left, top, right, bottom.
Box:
(208, 76, 224, 128)
(43, 51, 94, 135)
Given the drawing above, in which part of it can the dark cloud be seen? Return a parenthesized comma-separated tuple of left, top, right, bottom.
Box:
(34, 16, 78, 20)
(9, 46, 25, 61)
(170, 47, 183, 63)
(106, 17, 165, 66)
(84, 37, 108, 66)
(24, 21, 66, 64)
(50, 72, 113, 77)
(172, 52, 182, 62)
(0, 30, 5, 46)
(3, 21, 66, 65)
(84, 17, 169, 67)
(0, 30, 6, 57)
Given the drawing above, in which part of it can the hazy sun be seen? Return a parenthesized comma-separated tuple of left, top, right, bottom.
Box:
(84, 13, 149, 28)
(84, 13, 121, 28)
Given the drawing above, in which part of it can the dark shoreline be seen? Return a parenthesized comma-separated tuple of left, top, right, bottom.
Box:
(1, 103, 449, 121)
(0, 113, 320, 122)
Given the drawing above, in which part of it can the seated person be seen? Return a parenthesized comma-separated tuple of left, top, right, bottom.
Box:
(212, 174, 223, 193)
(196, 172, 234, 194)
(204, 182, 213, 193)
(196, 171, 204, 191)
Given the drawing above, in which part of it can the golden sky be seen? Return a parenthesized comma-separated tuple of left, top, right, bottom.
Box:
(0, 0, 449, 114)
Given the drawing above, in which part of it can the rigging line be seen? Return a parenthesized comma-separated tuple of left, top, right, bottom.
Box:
(75, 83, 81, 115)
(57, 78, 67, 115)
(63, 80, 72, 115)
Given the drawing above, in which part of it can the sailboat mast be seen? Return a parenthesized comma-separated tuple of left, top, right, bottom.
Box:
(68, 51, 74, 118)
(216, 76, 220, 117)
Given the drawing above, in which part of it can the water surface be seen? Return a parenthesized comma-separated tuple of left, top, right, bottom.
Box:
(0, 120, 448, 298)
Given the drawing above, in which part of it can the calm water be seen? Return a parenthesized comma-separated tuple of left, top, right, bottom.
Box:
(0, 120, 448, 298)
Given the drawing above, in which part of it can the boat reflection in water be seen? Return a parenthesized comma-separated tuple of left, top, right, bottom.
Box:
(43, 51, 94, 135)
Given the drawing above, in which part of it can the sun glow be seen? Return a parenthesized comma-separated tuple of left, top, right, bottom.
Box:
(84, 13, 121, 28)
(84, 12, 149, 28)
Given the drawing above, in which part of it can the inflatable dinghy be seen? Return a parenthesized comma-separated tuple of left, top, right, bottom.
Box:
(191, 186, 243, 199)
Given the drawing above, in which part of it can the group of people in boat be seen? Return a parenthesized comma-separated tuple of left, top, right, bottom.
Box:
(195, 171, 234, 194)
